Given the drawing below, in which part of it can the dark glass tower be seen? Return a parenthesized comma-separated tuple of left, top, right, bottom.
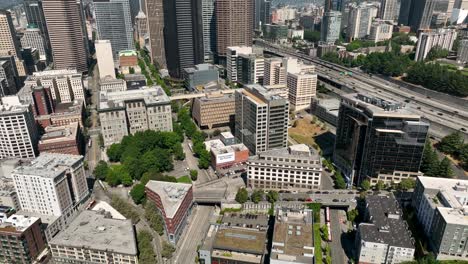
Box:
(333, 93, 429, 185)
(23, 0, 52, 62)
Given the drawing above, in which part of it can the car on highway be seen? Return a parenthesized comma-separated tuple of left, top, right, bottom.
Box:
(438, 113, 443, 116)
(332, 199, 339, 202)
(461, 128, 467, 132)
(348, 191, 354, 194)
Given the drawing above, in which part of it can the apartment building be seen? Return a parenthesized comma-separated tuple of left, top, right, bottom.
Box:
(98, 87, 172, 146)
(415, 28, 458, 61)
(357, 195, 415, 264)
(0, 96, 38, 159)
(235, 84, 289, 154)
(333, 93, 429, 185)
(412, 176, 468, 260)
(24, 69, 85, 104)
(49, 210, 138, 264)
(192, 92, 235, 129)
(145, 181, 193, 244)
(248, 144, 322, 191)
(287, 66, 317, 111)
(38, 122, 84, 155)
(369, 20, 394, 43)
(0, 214, 46, 263)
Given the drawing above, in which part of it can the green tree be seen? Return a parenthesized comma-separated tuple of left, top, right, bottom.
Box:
(121, 172, 133, 186)
(190, 170, 198, 181)
(251, 189, 264, 204)
(399, 178, 416, 190)
(266, 190, 279, 203)
(129, 67, 135, 74)
(439, 132, 464, 155)
(375, 180, 385, 191)
(161, 241, 176, 259)
(106, 168, 121, 187)
(347, 209, 359, 223)
(235, 188, 249, 204)
(425, 47, 449, 61)
(140, 170, 163, 185)
(130, 184, 146, 204)
(436, 157, 454, 178)
(198, 149, 211, 169)
(93, 161, 109, 180)
(334, 171, 347, 189)
(304, 30, 321, 42)
(107, 143, 123, 162)
(173, 143, 185, 160)
(460, 144, 468, 166)
(421, 141, 439, 174)
(137, 230, 156, 263)
(360, 179, 371, 191)
(145, 202, 165, 235)
(123, 156, 145, 180)
(212, 129, 222, 136)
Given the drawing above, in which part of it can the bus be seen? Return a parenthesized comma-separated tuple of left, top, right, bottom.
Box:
(325, 207, 330, 223)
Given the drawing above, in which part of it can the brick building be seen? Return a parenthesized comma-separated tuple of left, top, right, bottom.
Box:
(38, 122, 84, 155)
(145, 181, 193, 244)
(0, 214, 46, 263)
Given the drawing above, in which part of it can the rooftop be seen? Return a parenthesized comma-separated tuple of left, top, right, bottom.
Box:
(221, 213, 269, 230)
(213, 227, 267, 255)
(243, 84, 288, 105)
(145, 181, 192, 219)
(39, 122, 79, 144)
(0, 96, 30, 115)
(197, 92, 234, 103)
(49, 210, 137, 256)
(13, 153, 83, 179)
(118, 50, 137, 57)
(360, 195, 414, 248)
(0, 214, 40, 233)
(315, 98, 340, 111)
(341, 93, 418, 118)
(271, 208, 314, 262)
(437, 207, 468, 225)
(99, 86, 170, 111)
(90, 201, 126, 220)
(249, 144, 321, 167)
(30, 69, 79, 78)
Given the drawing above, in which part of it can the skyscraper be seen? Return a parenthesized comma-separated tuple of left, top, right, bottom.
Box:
(333, 93, 429, 185)
(0, 96, 38, 159)
(325, 0, 344, 12)
(93, 0, 135, 58)
(216, 0, 254, 60)
(134, 10, 147, 49)
(201, 0, 216, 62)
(409, 0, 436, 31)
(21, 25, 47, 61)
(42, 0, 89, 72)
(145, 0, 166, 68)
(379, 0, 398, 21)
(0, 57, 19, 96)
(23, 0, 52, 62)
(254, 0, 271, 29)
(0, 10, 26, 77)
(398, 0, 413, 26)
(235, 84, 289, 154)
(415, 29, 458, 61)
(163, 0, 204, 78)
(321, 11, 342, 44)
(347, 4, 376, 40)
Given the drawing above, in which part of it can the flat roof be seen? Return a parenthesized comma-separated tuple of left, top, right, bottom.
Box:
(213, 227, 267, 255)
(99, 86, 170, 111)
(0, 214, 40, 233)
(437, 207, 468, 225)
(39, 122, 79, 144)
(91, 201, 126, 220)
(50, 210, 137, 256)
(13, 153, 83, 179)
(249, 144, 321, 167)
(341, 93, 418, 118)
(271, 208, 314, 262)
(145, 181, 192, 219)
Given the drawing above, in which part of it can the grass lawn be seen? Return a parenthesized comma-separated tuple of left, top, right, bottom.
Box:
(288, 117, 327, 148)
(177, 175, 192, 184)
(438, 63, 468, 76)
(314, 223, 323, 264)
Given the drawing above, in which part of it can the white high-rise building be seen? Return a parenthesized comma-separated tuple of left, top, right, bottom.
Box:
(415, 28, 458, 61)
(347, 4, 377, 40)
(21, 26, 47, 61)
(12, 153, 89, 217)
(24, 69, 85, 104)
(287, 65, 317, 111)
(95, 40, 116, 79)
(369, 20, 394, 43)
(0, 96, 38, 159)
(457, 39, 468, 63)
(263, 57, 298, 86)
(379, 0, 398, 21)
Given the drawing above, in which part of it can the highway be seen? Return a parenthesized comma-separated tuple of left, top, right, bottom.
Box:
(255, 39, 468, 139)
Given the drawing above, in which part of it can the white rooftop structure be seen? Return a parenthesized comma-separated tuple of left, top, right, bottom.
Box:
(221, 131, 234, 139)
(13, 153, 83, 179)
(98, 86, 170, 111)
(91, 201, 126, 220)
(204, 139, 225, 152)
(0, 214, 40, 232)
(145, 181, 192, 218)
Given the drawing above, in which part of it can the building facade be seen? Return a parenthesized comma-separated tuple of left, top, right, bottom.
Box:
(287, 69, 317, 111)
(98, 87, 173, 146)
(0, 10, 26, 77)
(93, 0, 135, 58)
(237, 53, 265, 85)
(235, 84, 289, 154)
(457, 39, 468, 63)
(216, 0, 254, 58)
(248, 144, 322, 191)
(415, 29, 458, 61)
(99, 76, 127, 93)
(192, 92, 235, 129)
(24, 0, 52, 62)
(379, 0, 399, 21)
(183, 63, 219, 90)
(0, 214, 46, 263)
(0, 97, 38, 159)
(226, 46, 253, 83)
(333, 93, 429, 185)
(201, 0, 216, 62)
(145, 181, 193, 244)
(145, 0, 166, 68)
(310, 98, 340, 126)
(38, 122, 84, 155)
(0, 57, 19, 96)
(409, 0, 436, 31)
(21, 25, 47, 61)
(321, 10, 342, 44)
(369, 20, 394, 43)
(95, 40, 116, 79)
(42, 0, 88, 72)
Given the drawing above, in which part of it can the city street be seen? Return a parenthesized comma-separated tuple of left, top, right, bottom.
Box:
(329, 209, 349, 264)
(181, 139, 217, 183)
(173, 205, 214, 264)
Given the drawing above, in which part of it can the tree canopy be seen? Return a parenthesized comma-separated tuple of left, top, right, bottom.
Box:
(235, 188, 249, 204)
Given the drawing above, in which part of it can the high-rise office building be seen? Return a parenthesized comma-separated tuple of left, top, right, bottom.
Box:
(321, 11, 342, 44)
(254, 0, 271, 29)
(163, 0, 204, 78)
(325, 0, 344, 12)
(333, 93, 429, 186)
(0, 57, 19, 96)
(0, 10, 26, 77)
(235, 84, 289, 154)
(95, 40, 116, 79)
(129, 0, 141, 24)
(409, 0, 436, 31)
(201, 0, 216, 62)
(347, 4, 377, 40)
(379, 0, 398, 20)
(93, 0, 135, 58)
(0, 96, 38, 159)
(415, 28, 458, 61)
(226, 46, 253, 83)
(237, 53, 265, 85)
(398, 0, 412, 26)
(42, 0, 89, 72)
(134, 10, 148, 49)
(23, 0, 52, 62)
(21, 25, 47, 61)
(216, 0, 254, 59)
(145, 0, 166, 68)
(287, 66, 317, 111)
(263, 57, 298, 86)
